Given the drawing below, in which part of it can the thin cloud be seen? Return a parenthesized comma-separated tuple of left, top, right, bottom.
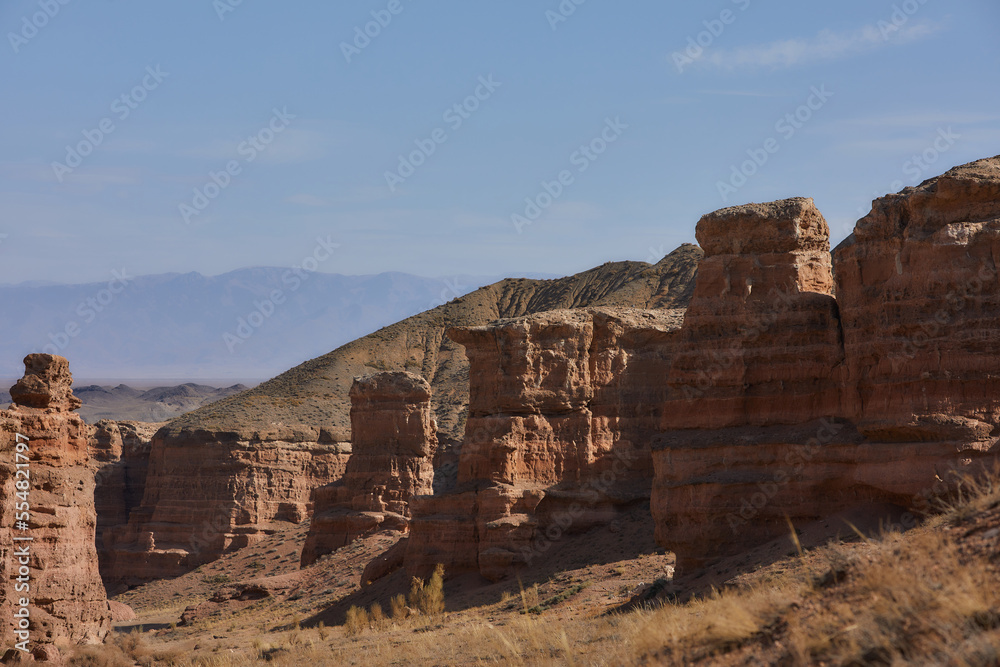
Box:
(703, 22, 941, 70)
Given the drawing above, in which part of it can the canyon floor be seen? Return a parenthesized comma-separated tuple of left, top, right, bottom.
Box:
(69, 471, 1000, 666)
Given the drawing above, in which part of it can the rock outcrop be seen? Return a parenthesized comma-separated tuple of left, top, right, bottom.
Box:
(405, 308, 684, 581)
(652, 167, 1000, 573)
(664, 197, 847, 428)
(109, 428, 351, 587)
(88, 420, 161, 592)
(301, 372, 437, 566)
(835, 157, 1000, 438)
(0, 354, 110, 648)
(108, 247, 703, 584)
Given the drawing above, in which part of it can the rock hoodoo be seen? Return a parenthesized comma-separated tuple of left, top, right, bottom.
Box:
(301, 372, 437, 566)
(0, 354, 110, 647)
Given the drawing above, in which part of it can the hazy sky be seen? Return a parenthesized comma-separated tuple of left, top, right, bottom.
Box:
(2, 0, 998, 284)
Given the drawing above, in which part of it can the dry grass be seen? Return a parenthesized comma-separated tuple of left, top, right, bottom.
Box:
(407, 563, 445, 617)
(77, 469, 1000, 665)
(633, 468, 1000, 665)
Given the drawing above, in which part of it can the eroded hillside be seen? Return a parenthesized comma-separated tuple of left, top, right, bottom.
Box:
(164, 244, 702, 446)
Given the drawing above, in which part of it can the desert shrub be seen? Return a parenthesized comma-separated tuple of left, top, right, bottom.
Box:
(409, 563, 445, 616)
(344, 605, 369, 636)
(369, 602, 388, 631)
(390, 593, 408, 620)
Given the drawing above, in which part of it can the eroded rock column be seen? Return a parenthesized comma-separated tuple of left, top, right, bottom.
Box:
(301, 372, 437, 565)
(0, 354, 111, 649)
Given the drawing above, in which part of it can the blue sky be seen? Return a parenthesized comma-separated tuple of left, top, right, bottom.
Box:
(2, 0, 998, 284)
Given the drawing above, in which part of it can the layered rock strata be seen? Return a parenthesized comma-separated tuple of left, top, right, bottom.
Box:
(108, 247, 704, 584)
(89, 420, 160, 592)
(652, 168, 1000, 572)
(0, 354, 110, 647)
(110, 429, 350, 587)
(405, 308, 684, 581)
(835, 157, 1000, 437)
(301, 372, 437, 566)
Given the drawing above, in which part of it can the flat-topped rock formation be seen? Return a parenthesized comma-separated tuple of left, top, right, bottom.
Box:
(397, 160, 1000, 580)
(651, 160, 1000, 573)
(405, 307, 684, 581)
(108, 429, 351, 587)
(664, 197, 847, 429)
(0, 354, 110, 650)
(301, 372, 437, 566)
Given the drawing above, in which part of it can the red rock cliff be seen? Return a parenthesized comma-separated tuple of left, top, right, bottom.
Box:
(89, 420, 160, 594)
(652, 172, 1000, 573)
(405, 308, 683, 581)
(109, 426, 350, 587)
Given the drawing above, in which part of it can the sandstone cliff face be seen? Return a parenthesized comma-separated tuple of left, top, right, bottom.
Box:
(835, 156, 1000, 439)
(664, 197, 847, 429)
(89, 420, 161, 592)
(406, 308, 683, 581)
(0, 355, 110, 647)
(652, 171, 1000, 573)
(301, 372, 437, 566)
(110, 430, 350, 587)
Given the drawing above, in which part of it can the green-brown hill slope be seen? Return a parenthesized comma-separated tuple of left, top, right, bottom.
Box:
(166, 244, 702, 444)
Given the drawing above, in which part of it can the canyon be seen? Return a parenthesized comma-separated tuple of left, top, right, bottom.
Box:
(103, 247, 701, 584)
(4, 157, 1000, 659)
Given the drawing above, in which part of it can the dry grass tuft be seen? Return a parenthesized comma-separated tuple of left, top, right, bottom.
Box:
(408, 563, 445, 616)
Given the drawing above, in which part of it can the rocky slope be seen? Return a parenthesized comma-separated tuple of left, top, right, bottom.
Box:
(0, 354, 110, 654)
(108, 248, 702, 584)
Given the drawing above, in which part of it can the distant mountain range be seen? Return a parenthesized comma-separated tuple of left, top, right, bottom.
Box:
(0, 269, 553, 379)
